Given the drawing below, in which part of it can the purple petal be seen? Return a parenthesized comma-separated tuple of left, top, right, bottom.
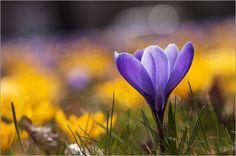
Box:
(165, 42, 194, 95)
(165, 44, 178, 72)
(133, 49, 144, 61)
(141, 45, 170, 95)
(115, 52, 155, 98)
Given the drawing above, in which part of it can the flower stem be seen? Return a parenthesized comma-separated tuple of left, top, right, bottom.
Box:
(153, 111, 165, 154)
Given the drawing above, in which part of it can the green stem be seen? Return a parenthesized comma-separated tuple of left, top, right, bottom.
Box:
(153, 111, 165, 154)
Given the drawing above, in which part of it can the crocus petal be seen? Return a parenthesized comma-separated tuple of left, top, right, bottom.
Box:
(133, 49, 144, 61)
(141, 45, 170, 95)
(165, 44, 178, 72)
(115, 52, 155, 98)
(165, 42, 194, 95)
(114, 51, 119, 60)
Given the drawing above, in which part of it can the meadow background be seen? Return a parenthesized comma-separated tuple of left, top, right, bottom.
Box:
(1, 1, 235, 155)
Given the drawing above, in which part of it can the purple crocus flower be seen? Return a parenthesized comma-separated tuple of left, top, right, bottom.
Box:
(115, 42, 194, 152)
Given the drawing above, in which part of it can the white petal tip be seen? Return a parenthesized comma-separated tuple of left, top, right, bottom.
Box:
(114, 51, 119, 60)
(166, 43, 178, 50)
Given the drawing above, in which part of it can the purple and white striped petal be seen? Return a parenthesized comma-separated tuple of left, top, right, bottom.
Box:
(165, 44, 178, 72)
(165, 42, 194, 95)
(115, 52, 155, 98)
(141, 45, 170, 95)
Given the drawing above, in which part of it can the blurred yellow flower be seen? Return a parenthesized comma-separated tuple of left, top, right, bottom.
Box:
(173, 47, 235, 97)
(0, 122, 15, 151)
(25, 100, 56, 125)
(0, 121, 28, 152)
(1, 62, 60, 125)
(1, 78, 24, 120)
(96, 78, 146, 109)
(8, 63, 61, 103)
(55, 109, 116, 142)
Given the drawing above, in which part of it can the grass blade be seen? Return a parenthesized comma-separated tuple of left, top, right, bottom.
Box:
(167, 103, 177, 153)
(177, 127, 188, 154)
(140, 109, 157, 151)
(185, 106, 206, 154)
(109, 91, 115, 154)
(75, 132, 92, 155)
(105, 110, 110, 155)
(67, 124, 79, 145)
(11, 102, 25, 153)
(67, 124, 90, 155)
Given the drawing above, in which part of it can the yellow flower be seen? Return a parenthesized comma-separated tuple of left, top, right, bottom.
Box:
(8, 63, 61, 103)
(1, 78, 26, 120)
(0, 122, 15, 151)
(1, 62, 60, 125)
(0, 121, 28, 152)
(96, 78, 146, 109)
(173, 48, 235, 97)
(25, 100, 56, 125)
(55, 109, 116, 142)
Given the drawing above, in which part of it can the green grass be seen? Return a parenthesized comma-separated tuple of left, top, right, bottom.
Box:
(3, 91, 235, 155)
(11, 102, 25, 153)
